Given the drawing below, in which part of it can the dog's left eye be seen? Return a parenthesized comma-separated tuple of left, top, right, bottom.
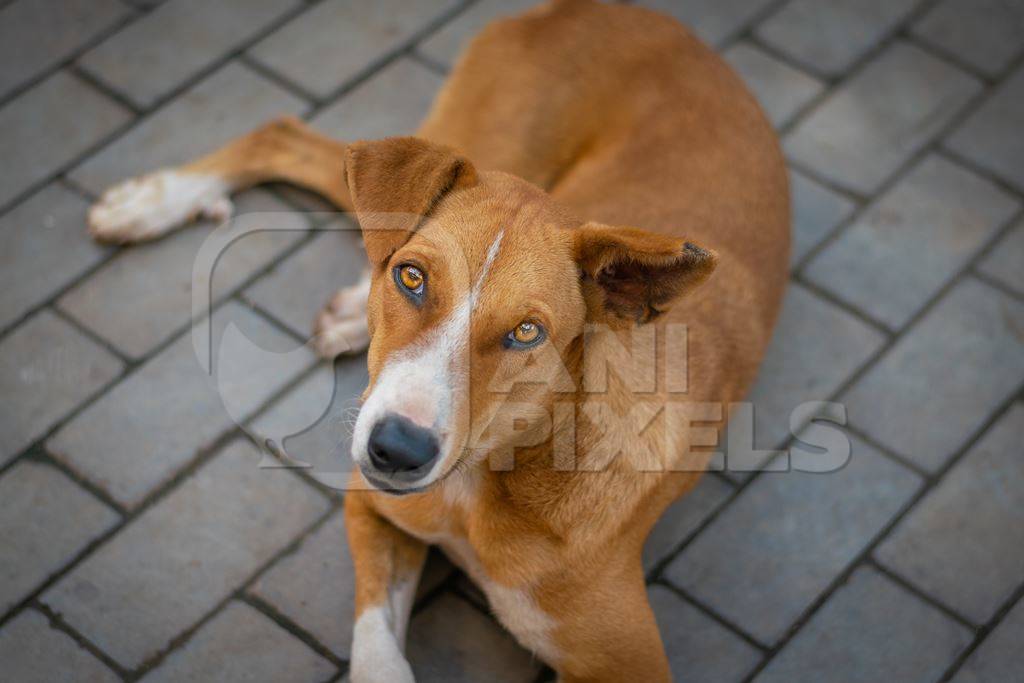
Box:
(394, 264, 425, 298)
(505, 321, 546, 349)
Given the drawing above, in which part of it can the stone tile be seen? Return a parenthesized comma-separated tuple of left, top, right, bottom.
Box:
(250, 512, 353, 658)
(756, 567, 972, 683)
(649, 585, 762, 683)
(639, 0, 778, 47)
(665, 437, 921, 645)
(0, 71, 130, 208)
(0, 461, 119, 614)
(912, 0, 1024, 77)
(311, 58, 443, 141)
(786, 42, 981, 195)
(249, 0, 457, 99)
(142, 601, 336, 682)
(42, 439, 329, 670)
(0, 0, 129, 100)
(58, 191, 307, 358)
(244, 225, 366, 338)
(47, 301, 317, 508)
(0, 310, 123, 467)
(755, 0, 920, 78)
(979, 217, 1024, 296)
(406, 593, 539, 682)
(723, 42, 824, 129)
(642, 475, 733, 571)
(0, 609, 118, 683)
(743, 284, 887, 455)
(947, 65, 1024, 193)
(805, 155, 1020, 330)
(418, 0, 538, 67)
(69, 61, 308, 196)
(0, 183, 110, 331)
(250, 356, 368, 492)
(951, 597, 1024, 683)
(875, 404, 1024, 624)
(789, 170, 857, 266)
(842, 277, 1024, 472)
(78, 0, 299, 109)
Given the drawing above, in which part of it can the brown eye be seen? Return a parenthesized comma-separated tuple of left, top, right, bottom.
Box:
(396, 264, 425, 294)
(507, 321, 545, 349)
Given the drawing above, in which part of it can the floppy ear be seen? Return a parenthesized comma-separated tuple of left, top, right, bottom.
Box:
(344, 137, 477, 265)
(574, 222, 718, 324)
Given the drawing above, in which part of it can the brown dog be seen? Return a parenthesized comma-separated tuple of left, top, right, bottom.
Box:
(87, 0, 789, 679)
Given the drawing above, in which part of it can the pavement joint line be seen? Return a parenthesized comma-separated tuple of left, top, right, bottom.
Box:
(31, 601, 130, 681)
(865, 556, 979, 631)
(655, 578, 771, 654)
(939, 583, 1024, 682)
(736, 388, 1024, 682)
(239, 592, 347, 671)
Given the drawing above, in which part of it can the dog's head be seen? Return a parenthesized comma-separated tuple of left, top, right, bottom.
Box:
(345, 137, 716, 494)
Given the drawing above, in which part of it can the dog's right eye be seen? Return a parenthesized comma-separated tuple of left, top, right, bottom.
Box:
(394, 264, 426, 300)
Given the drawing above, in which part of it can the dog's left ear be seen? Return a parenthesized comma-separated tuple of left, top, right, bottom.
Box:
(345, 137, 477, 265)
(573, 222, 718, 324)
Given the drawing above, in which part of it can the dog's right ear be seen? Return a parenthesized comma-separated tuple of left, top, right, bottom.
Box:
(344, 137, 477, 265)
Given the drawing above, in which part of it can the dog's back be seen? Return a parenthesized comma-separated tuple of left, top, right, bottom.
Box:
(420, 0, 790, 417)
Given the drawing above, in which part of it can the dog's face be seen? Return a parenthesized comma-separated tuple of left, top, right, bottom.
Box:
(345, 138, 716, 494)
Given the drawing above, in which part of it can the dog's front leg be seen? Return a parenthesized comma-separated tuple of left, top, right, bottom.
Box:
(345, 490, 427, 683)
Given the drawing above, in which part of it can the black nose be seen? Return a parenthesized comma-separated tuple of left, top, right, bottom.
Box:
(367, 414, 439, 474)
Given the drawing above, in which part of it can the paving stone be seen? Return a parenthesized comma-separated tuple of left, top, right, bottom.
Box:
(638, 0, 778, 47)
(648, 585, 762, 683)
(311, 58, 443, 141)
(755, 566, 972, 683)
(979, 217, 1024, 296)
(142, 601, 336, 682)
(755, 0, 920, 78)
(0, 0, 129, 100)
(805, 155, 1020, 330)
(406, 593, 539, 682)
(418, 0, 538, 67)
(723, 42, 824, 129)
(0, 183, 110, 331)
(842, 277, 1024, 472)
(665, 437, 921, 645)
(78, 0, 299, 109)
(0, 310, 123, 467)
(875, 404, 1024, 624)
(0, 71, 130, 208)
(69, 61, 308, 196)
(250, 356, 368, 492)
(244, 225, 366, 338)
(742, 284, 887, 455)
(58, 191, 307, 358)
(47, 301, 317, 508)
(0, 609, 118, 683)
(951, 596, 1024, 683)
(42, 438, 329, 670)
(249, 0, 458, 99)
(249, 512, 353, 658)
(946, 65, 1024, 193)
(786, 42, 981, 195)
(0, 461, 119, 614)
(642, 475, 734, 571)
(912, 0, 1024, 77)
(789, 170, 857, 266)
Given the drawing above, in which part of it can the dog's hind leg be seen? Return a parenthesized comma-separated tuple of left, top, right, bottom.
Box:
(344, 489, 427, 683)
(88, 116, 352, 244)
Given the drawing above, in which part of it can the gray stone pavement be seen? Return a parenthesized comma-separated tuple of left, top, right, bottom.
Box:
(0, 0, 1022, 681)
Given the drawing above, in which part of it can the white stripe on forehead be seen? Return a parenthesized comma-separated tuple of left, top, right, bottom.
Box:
(470, 230, 504, 308)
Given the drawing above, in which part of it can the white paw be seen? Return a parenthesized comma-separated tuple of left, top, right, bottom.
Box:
(312, 275, 371, 359)
(88, 169, 232, 244)
(312, 308, 369, 359)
